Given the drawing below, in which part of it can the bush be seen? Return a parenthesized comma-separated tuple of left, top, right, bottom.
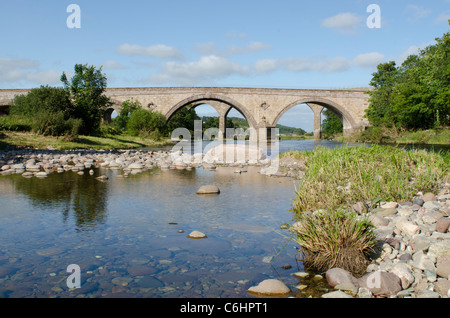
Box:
(126, 109, 166, 137)
(99, 125, 121, 136)
(290, 209, 376, 277)
(0, 115, 33, 132)
(113, 99, 142, 131)
(31, 110, 81, 139)
(11, 86, 72, 117)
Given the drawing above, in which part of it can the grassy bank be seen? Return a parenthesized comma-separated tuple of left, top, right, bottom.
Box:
(336, 127, 450, 146)
(285, 145, 448, 276)
(284, 144, 449, 214)
(0, 131, 173, 151)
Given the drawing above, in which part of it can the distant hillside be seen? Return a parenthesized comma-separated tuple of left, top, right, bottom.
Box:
(275, 124, 306, 135)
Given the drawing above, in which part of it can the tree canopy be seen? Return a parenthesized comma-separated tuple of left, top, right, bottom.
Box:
(365, 24, 449, 130)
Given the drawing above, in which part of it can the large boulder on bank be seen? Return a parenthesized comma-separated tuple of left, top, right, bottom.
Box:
(358, 271, 402, 297)
(325, 268, 359, 288)
(203, 144, 266, 164)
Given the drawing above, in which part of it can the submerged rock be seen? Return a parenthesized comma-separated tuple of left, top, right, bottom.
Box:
(247, 279, 290, 296)
(187, 231, 207, 239)
(196, 185, 220, 195)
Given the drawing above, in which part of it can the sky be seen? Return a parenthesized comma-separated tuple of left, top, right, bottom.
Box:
(0, 0, 449, 131)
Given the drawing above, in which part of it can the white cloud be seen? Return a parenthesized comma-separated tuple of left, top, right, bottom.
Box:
(195, 41, 271, 56)
(226, 42, 272, 55)
(148, 55, 249, 85)
(353, 52, 385, 68)
(406, 4, 432, 22)
(434, 12, 450, 24)
(102, 60, 127, 70)
(254, 58, 283, 74)
(256, 56, 352, 73)
(25, 70, 61, 85)
(0, 57, 60, 85)
(321, 12, 363, 34)
(116, 44, 182, 59)
(225, 31, 247, 40)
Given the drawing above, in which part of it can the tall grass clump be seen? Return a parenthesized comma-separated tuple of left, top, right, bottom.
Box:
(291, 209, 376, 277)
(292, 145, 449, 214)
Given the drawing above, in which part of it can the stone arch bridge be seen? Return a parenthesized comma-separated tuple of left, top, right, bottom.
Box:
(0, 87, 370, 139)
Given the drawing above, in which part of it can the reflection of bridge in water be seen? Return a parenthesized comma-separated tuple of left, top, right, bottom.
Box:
(0, 87, 370, 139)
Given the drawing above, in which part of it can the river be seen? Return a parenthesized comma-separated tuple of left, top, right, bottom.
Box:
(0, 139, 445, 298)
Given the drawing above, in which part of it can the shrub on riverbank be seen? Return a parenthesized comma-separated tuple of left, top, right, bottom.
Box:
(291, 209, 376, 277)
(291, 145, 449, 214)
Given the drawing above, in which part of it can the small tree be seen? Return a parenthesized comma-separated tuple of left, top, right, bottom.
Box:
(321, 109, 343, 138)
(127, 109, 166, 137)
(61, 64, 111, 135)
(114, 99, 142, 131)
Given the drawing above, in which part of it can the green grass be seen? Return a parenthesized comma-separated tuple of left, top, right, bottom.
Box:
(291, 144, 449, 214)
(0, 131, 172, 150)
(396, 128, 450, 145)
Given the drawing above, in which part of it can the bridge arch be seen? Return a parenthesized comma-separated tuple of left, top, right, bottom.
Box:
(166, 93, 257, 129)
(271, 97, 357, 133)
(102, 99, 122, 123)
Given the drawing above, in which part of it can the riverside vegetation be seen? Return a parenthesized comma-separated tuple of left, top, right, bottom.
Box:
(281, 145, 450, 298)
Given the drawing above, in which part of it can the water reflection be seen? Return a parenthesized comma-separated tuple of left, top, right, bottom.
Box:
(3, 170, 109, 231)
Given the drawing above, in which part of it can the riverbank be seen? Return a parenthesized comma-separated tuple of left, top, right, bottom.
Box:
(281, 145, 450, 298)
(0, 131, 173, 151)
(334, 127, 450, 147)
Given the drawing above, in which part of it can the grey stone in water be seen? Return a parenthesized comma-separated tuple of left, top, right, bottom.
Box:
(196, 185, 220, 195)
(187, 231, 207, 239)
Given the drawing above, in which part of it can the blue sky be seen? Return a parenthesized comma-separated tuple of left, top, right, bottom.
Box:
(0, 0, 449, 130)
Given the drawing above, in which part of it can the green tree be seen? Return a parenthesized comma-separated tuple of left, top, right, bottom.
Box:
(127, 109, 166, 137)
(114, 99, 142, 131)
(364, 61, 399, 127)
(10, 85, 81, 138)
(201, 116, 235, 131)
(321, 109, 343, 138)
(166, 106, 200, 135)
(365, 23, 450, 130)
(11, 85, 73, 117)
(61, 64, 111, 135)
